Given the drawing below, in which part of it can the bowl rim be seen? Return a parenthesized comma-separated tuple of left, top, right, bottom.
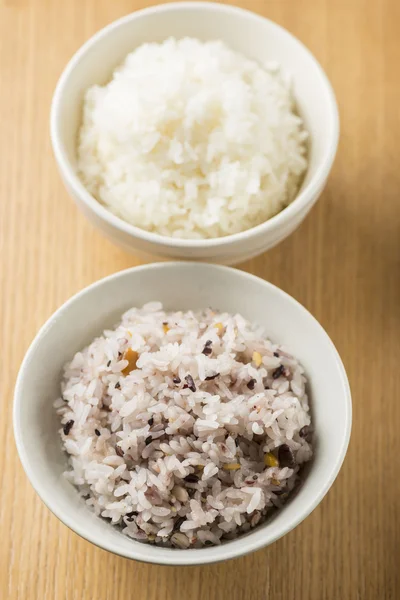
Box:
(50, 1, 340, 250)
(14, 262, 352, 565)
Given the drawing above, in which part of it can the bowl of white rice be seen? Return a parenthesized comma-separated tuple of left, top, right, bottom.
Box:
(50, 2, 339, 265)
(14, 263, 351, 565)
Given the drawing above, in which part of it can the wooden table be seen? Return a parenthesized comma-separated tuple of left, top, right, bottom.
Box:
(1, 0, 399, 598)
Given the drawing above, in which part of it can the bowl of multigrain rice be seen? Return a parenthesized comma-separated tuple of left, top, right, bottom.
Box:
(50, 2, 339, 264)
(14, 263, 351, 565)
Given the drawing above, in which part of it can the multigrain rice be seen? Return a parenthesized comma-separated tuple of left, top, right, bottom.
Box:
(55, 303, 313, 548)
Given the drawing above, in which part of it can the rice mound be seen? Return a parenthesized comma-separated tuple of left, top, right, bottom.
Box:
(55, 303, 313, 548)
(78, 38, 308, 239)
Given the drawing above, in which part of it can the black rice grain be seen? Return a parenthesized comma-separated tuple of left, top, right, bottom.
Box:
(173, 516, 185, 531)
(278, 443, 296, 468)
(185, 374, 196, 392)
(299, 425, 313, 443)
(272, 365, 284, 379)
(184, 474, 199, 483)
(145, 436, 152, 445)
(115, 382, 121, 389)
(94, 429, 101, 437)
(63, 420, 74, 435)
(205, 373, 219, 381)
(107, 360, 111, 367)
(247, 378, 256, 390)
(273, 351, 279, 358)
(202, 346, 212, 356)
(125, 511, 137, 522)
(173, 377, 181, 384)
(148, 417, 154, 426)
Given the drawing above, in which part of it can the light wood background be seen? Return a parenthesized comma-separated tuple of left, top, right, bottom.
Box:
(1, 0, 399, 598)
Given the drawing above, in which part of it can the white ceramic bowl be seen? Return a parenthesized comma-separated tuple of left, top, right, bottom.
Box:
(50, 2, 339, 265)
(14, 263, 351, 565)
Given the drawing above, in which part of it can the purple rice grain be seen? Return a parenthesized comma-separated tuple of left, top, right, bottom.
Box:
(115, 445, 124, 457)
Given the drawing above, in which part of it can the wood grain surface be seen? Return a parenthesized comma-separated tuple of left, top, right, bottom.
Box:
(1, 0, 399, 598)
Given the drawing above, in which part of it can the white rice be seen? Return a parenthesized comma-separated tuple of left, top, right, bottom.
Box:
(55, 303, 313, 548)
(78, 38, 308, 239)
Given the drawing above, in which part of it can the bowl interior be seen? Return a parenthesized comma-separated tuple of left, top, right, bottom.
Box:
(14, 263, 351, 565)
(54, 3, 336, 203)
